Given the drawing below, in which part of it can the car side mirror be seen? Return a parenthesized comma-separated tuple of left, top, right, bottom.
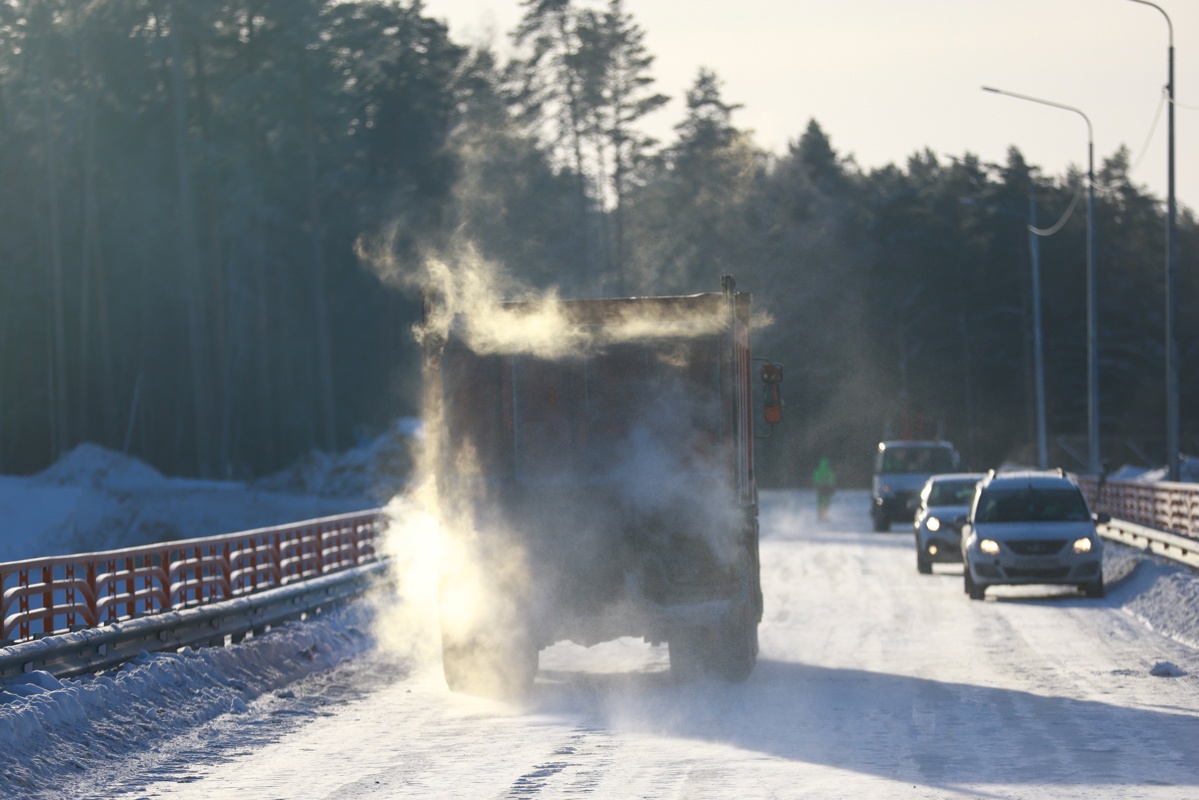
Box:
(1094, 511, 1111, 525)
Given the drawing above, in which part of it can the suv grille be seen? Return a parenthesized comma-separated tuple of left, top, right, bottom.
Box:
(1004, 566, 1071, 580)
(1007, 539, 1067, 556)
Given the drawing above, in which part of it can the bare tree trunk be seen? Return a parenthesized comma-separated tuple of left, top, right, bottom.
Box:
(189, 29, 230, 475)
(77, 92, 98, 443)
(91, 234, 118, 446)
(39, 65, 69, 458)
(252, 251, 277, 471)
(611, 150, 625, 294)
(302, 67, 338, 453)
(0, 316, 5, 471)
(551, 10, 596, 287)
(166, 2, 214, 477)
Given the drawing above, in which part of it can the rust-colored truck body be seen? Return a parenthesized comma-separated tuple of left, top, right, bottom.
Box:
(423, 276, 767, 691)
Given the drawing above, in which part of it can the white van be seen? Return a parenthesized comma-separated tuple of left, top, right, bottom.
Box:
(871, 440, 959, 531)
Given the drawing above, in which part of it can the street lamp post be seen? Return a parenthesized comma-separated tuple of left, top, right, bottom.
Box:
(982, 86, 1099, 475)
(1125, 0, 1178, 480)
(959, 194, 1049, 469)
(1028, 194, 1049, 470)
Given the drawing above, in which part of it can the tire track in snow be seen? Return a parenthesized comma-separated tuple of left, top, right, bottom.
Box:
(505, 724, 617, 798)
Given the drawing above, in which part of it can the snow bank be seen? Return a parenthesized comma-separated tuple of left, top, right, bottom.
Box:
(0, 602, 380, 799)
(1106, 543, 1199, 650)
(1, 441, 391, 562)
(34, 443, 167, 490)
(253, 419, 420, 501)
(0, 437, 416, 796)
(0, 479, 86, 562)
(1108, 455, 1199, 483)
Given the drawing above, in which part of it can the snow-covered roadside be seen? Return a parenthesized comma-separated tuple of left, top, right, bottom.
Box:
(1, 446, 1198, 796)
(0, 442, 406, 797)
(0, 602, 385, 799)
(1105, 543, 1199, 654)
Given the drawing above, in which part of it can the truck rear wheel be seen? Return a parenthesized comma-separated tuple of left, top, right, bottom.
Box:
(669, 622, 758, 683)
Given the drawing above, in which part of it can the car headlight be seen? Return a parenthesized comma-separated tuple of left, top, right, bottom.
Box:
(926, 516, 941, 532)
(1073, 537, 1093, 554)
(979, 539, 1001, 555)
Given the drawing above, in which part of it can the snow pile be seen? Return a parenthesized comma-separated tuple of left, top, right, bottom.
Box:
(34, 443, 167, 490)
(1106, 543, 1199, 650)
(0, 443, 380, 562)
(1150, 660, 1187, 677)
(0, 602, 380, 799)
(1108, 455, 1199, 483)
(253, 419, 420, 501)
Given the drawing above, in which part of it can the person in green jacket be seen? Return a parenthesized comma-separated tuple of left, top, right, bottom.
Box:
(813, 457, 837, 520)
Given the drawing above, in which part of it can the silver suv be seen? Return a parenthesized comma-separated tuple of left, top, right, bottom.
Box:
(961, 470, 1106, 600)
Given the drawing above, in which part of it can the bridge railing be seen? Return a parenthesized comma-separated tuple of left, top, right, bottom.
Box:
(1076, 476, 1199, 540)
(0, 509, 386, 645)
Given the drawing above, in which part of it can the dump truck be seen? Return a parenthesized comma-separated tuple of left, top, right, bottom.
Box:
(422, 276, 780, 693)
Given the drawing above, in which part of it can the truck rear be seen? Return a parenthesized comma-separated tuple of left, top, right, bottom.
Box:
(422, 276, 777, 693)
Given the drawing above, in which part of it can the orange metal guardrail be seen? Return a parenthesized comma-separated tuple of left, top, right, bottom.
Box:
(1077, 476, 1199, 540)
(0, 509, 386, 644)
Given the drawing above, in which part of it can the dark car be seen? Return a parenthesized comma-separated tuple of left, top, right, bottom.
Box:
(913, 472, 985, 573)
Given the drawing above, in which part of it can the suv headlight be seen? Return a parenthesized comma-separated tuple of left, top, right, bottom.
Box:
(1073, 537, 1093, 554)
(926, 517, 941, 532)
(979, 539, 1001, 555)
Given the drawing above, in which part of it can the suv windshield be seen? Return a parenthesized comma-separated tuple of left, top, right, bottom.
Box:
(975, 487, 1090, 523)
(928, 479, 978, 506)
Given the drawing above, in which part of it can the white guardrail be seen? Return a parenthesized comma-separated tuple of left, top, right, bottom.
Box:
(1077, 476, 1199, 569)
(1097, 518, 1199, 570)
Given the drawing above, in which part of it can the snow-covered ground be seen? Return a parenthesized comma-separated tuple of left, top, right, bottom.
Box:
(2, 452, 1199, 797)
(0, 442, 402, 562)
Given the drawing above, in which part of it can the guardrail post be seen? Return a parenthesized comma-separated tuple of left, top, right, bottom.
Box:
(313, 524, 324, 575)
(64, 564, 76, 630)
(86, 561, 98, 627)
(17, 569, 29, 640)
(270, 532, 281, 586)
(126, 556, 136, 618)
(41, 565, 53, 636)
(221, 542, 232, 598)
(0, 567, 7, 641)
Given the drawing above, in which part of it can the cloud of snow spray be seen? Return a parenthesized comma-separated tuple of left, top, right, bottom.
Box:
(363, 238, 751, 695)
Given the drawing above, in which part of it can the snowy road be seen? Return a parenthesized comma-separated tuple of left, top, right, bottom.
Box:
(97, 490, 1199, 798)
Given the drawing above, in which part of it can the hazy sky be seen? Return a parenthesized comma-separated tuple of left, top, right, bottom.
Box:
(421, 0, 1197, 212)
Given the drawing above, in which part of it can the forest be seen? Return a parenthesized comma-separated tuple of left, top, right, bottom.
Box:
(1, 0, 1195, 487)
